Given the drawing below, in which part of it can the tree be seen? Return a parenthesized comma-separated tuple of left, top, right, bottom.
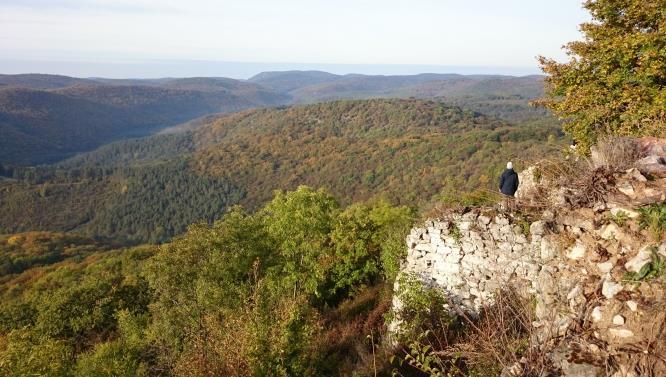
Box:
(261, 186, 339, 299)
(536, 0, 666, 152)
(328, 200, 414, 298)
(329, 204, 382, 298)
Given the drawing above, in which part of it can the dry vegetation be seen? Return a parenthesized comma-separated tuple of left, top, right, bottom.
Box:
(392, 288, 554, 376)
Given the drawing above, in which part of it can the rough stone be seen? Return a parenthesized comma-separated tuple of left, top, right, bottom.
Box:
(624, 246, 653, 273)
(567, 240, 587, 260)
(540, 237, 558, 261)
(636, 154, 666, 178)
(609, 328, 634, 339)
(626, 168, 647, 182)
(552, 346, 604, 377)
(616, 181, 636, 198)
(612, 315, 625, 325)
(597, 261, 615, 274)
(602, 280, 623, 299)
(626, 301, 638, 312)
(478, 215, 491, 226)
(599, 223, 620, 240)
(609, 206, 641, 219)
(529, 220, 545, 236)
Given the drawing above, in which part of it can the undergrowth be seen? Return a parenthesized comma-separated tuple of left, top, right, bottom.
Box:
(390, 281, 553, 377)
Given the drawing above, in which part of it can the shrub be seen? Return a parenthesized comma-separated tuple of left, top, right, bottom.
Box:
(390, 274, 453, 340)
(592, 136, 642, 171)
(391, 289, 551, 377)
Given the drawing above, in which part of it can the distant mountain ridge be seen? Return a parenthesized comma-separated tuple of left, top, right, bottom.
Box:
(248, 70, 550, 123)
(0, 73, 97, 89)
(248, 70, 545, 102)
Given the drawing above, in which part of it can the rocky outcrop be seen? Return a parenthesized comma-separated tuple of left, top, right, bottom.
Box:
(392, 138, 666, 376)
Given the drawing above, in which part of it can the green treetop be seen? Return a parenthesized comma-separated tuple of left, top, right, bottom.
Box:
(536, 0, 666, 152)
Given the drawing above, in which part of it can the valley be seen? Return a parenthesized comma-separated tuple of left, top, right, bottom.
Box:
(1, 0, 664, 375)
(0, 71, 553, 165)
(0, 98, 563, 243)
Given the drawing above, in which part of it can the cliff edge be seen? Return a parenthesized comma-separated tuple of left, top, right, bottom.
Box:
(391, 138, 666, 376)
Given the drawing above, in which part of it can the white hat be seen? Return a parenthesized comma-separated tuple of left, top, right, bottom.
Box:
(507, 162, 513, 169)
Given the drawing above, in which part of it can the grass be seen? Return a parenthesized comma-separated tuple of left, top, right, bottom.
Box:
(449, 224, 462, 243)
(638, 204, 666, 241)
(609, 210, 630, 227)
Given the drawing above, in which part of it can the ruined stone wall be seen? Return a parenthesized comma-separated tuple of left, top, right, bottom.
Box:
(401, 212, 541, 311)
(392, 138, 666, 376)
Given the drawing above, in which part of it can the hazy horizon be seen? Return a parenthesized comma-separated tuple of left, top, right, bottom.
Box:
(1, 0, 590, 79)
(0, 59, 547, 80)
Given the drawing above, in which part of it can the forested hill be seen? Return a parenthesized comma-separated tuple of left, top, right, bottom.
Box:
(190, 99, 561, 208)
(0, 99, 564, 243)
(0, 73, 97, 89)
(0, 78, 290, 165)
(249, 71, 550, 123)
(0, 72, 554, 166)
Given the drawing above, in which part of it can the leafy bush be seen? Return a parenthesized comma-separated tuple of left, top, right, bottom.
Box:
(74, 310, 151, 377)
(0, 329, 72, 377)
(391, 274, 453, 340)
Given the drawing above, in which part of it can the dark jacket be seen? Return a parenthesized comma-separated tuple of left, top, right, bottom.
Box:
(499, 168, 519, 196)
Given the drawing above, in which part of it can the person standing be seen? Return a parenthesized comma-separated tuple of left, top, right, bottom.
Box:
(499, 162, 519, 196)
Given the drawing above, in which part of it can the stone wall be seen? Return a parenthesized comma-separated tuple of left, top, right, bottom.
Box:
(391, 138, 666, 376)
(400, 212, 540, 312)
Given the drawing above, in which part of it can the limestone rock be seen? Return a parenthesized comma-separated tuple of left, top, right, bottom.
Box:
(540, 236, 558, 261)
(626, 301, 638, 312)
(612, 315, 625, 325)
(529, 220, 545, 236)
(609, 206, 640, 219)
(500, 361, 523, 377)
(599, 223, 620, 240)
(602, 280, 623, 299)
(625, 168, 647, 182)
(597, 261, 614, 274)
(624, 246, 653, 273)
(567, 240, 587, 260)
(616, 181, 636, 198)
(609, 328, 634, 339)
(636, 154, 666, 178)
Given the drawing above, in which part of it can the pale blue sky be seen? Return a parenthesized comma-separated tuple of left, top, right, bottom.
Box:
(0, 0, 590, 78)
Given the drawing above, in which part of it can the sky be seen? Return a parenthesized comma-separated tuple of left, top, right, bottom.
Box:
(0, 0, 590, 79)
